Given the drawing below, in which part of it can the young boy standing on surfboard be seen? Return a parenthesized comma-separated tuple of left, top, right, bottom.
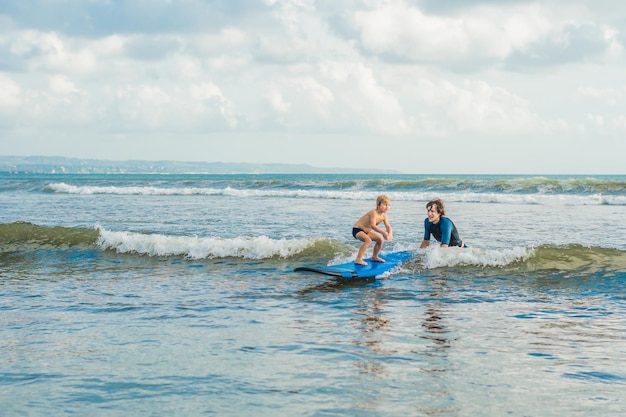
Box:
(352, 195, 393, 265)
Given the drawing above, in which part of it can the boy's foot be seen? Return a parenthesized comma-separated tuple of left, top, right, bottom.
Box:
(371, 257, 386, 263)
(355, 259, 368, 266)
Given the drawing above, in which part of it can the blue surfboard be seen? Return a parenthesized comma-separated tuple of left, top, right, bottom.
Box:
(294, 251, 413, 278)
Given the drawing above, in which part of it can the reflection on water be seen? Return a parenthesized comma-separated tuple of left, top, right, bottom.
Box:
(352, 289, 391, 377)
(297, 276, 376, 294)
(419, 276, 453, 360)
(414, 275, 458, 417)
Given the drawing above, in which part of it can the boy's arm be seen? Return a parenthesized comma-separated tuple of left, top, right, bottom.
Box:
(384, 217, 392, 240)
(369, 213, 388, 237)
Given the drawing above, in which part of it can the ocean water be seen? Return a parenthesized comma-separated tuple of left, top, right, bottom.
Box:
(1, 172, 625, 416)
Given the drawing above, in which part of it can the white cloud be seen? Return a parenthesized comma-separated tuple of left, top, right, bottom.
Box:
(49, 75, 82, 96)
(91, 35, 126, 57)
(578, 86, 626, 106)
(267, 89, 292, 113)
(0, 74, 22, 110)
(189, 82, 222, 102)
(265, 61, 412, 135)
(10, 30, 97, 74)
(345, 0, 621, 71)
(414, 78, 538, 134)
(107, 82, 240, 130)
(190, 28, 250, 56)
(587, 113, 605, 127)
(612, 115, 626, 131)
(333, 62, 411, 135)
(350, 1, 552, 62)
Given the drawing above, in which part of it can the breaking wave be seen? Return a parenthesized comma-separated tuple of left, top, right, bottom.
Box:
(44, 181, 626, 205)
(2, 223, 624, 273)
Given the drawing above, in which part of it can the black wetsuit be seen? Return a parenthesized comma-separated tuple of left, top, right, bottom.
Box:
(423, 217, 463, 247)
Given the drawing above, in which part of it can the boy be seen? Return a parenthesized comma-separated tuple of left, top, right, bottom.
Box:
(352, 195, 393, 265)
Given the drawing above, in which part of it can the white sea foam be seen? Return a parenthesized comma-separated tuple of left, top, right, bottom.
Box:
(95, 226, 315, 259)
(48, 183, 625, 205)
(48, 183, 225, 196)
(419, 246, 532, 269)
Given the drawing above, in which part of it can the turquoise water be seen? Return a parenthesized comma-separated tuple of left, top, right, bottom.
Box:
(1, 173, 625, 416)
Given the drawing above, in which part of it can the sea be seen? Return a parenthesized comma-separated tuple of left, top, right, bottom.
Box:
(1, 172, 625, 417)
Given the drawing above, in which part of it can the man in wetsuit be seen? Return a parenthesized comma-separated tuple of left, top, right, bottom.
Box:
(419, 198, 466, 248)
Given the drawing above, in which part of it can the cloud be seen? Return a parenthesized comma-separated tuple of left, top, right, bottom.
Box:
(612, 115, 626, 131)
(0, 73, 21, 110)
(260, 61, 412, 135)
(1, 30, 97, 74)
(49, 74, 83, 96)
(415, 78, 538, 134)
(578, 85, 626, 106)
(103, 80, 240, 132)
(340, 2, 551, 64)
(334, 1, 620, 71)
(123, 36, 183, 61)
(587, 113, 605, 127)
(506, 22, 613, 69)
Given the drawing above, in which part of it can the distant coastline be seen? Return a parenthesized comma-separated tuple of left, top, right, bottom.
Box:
(0, 156, 401, 175)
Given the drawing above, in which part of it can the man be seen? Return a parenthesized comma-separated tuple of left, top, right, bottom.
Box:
(420, 198, 466, 248)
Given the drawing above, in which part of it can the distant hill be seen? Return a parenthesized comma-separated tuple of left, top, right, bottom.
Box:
(0, 156, 401, 175)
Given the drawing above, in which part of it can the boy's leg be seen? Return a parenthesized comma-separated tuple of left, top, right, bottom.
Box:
(355, 232, 371, 265)
(371, 233, 385, 262)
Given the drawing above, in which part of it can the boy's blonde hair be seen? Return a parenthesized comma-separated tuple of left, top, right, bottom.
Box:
(376, 195, 390, 207)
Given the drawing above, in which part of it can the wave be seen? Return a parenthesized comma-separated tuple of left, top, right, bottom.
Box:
(416, 244, 626, 274)
(387, 176, 626, 194)
(43, 175, 626, 193)
(0, 221, 99, 249)
(44, 182, 626, 205)
(2, 223, 624, 274)
(0, 222, 340, 260)
(418, 246, 532, 269)
(95, 227, 333, 260)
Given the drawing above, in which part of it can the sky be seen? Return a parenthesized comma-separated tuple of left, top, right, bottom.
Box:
(0, 0, 625, 174)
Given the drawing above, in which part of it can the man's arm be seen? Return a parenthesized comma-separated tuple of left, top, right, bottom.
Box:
(439, 218, 453, 247)
(421, 218, 431, 248)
